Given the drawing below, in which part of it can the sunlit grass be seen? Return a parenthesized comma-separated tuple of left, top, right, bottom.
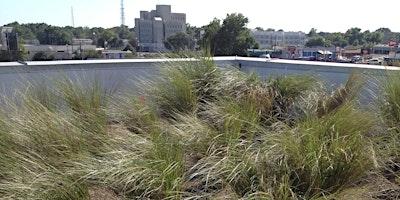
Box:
(279, 102, 377, 197)
(0, 58, 398, 199)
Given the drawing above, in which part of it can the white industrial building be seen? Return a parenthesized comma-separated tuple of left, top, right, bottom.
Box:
(251, 30, 307, 49)
(134, 5, 186, 52)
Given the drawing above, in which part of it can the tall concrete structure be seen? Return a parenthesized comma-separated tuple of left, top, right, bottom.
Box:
(251, 30, 307, 49)
(120, 0, 125, 26)
(1, 27, 18, 51)
(135, 5, 186, 52)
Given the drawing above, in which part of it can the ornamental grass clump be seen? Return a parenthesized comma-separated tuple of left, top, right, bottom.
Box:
(379, 70, 400, 130)
(0, 75, 114, 199)
(141, 57, 219, 120)
(74, 123, 186, 199)
(0, 57, 393, 199)
(375, 69, 400, 185)
(278, 102, 377, 198)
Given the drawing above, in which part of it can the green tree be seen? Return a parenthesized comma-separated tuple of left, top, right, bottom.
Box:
(32, 51, 54, 61)
(376, 27, 392, 43)
(97, 29, 123, 49)
(305, 36, 326, 47)
(4, 22, 36, 42)
(345, 27, 363, 46)
(325, 33, 348, 47)
(164, 32, 194, 52)
(123, 43, 135, 52)
(186, 23, 201, 38)
(307, 28, 318, 37)
(84, 50, 103, 59)
(111, 26, 136, 41)
(252, 42, 260, 49)
(199, 18, 221, 51)
(211, 13, 256, 56)
(33, 25, 72, 45)
(352, 39, 360, 46)
(112, 26, 138, 49)
(90, 27, 105, 46)
(363, 31, 384, 45)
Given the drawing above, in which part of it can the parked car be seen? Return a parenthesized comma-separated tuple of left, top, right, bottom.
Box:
(336, 56, 351, 63)
(350, 55, 363, 63)
(366, 57, 383, 65)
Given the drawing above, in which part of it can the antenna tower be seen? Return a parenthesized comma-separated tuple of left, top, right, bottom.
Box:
(71, 6, 75, 27)
(120, 0, 125, 26)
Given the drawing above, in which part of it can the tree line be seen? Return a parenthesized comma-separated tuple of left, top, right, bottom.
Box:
(305, 27, 400, 48)
(166, 14, 400, 56)
(3, 15, 400, 60)
(4, 22, 138, 50)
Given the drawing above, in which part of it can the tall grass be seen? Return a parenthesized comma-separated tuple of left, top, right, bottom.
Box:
(375, 69, 400, 188)
(73, 130, 185, 199)
(379, 70, 400, 130)
(0, 74, 114, 199)
(141, 59, 215, 118)
(279, 102, 377, 197)
(0, 58, 396, 199)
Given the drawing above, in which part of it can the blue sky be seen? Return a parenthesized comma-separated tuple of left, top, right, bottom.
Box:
(1, 0, 399, 33)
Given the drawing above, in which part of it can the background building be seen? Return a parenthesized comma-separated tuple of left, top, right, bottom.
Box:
(134, 5, 186, 52)
(1, 27, 18, 51)
(251, 30, 307, 49)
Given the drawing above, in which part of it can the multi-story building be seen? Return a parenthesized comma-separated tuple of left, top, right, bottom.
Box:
(1, 27, 18, 51)
(251, 30, 307, 49)
(134, 5, 186, 52)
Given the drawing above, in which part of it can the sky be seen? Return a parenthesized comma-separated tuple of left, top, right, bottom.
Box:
(1, 0, 400, 33)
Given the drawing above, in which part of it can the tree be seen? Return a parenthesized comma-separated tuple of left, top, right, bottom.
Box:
(363, 31, 384, 45)
(123, 43, 135, 52)
(111, 26, 136, 41)
(97, 29, 123, 49)
(84, 50, 103, 59)
(199, 18, 221, 51)
(164, 32, 194, 52)
(345, 27, 363, 46)
(305, 36, 326, 47)
(34, 26, 72, 45)
(32, 51, 54, 61)
(376, 27, 392, 43)
(252, 42, 260, 49)
(0, 50, 26, 62)
(255, 27, 264, 31)
(204, 13, 255, 56)
(325, 33, 348, 48)
(5, 22, 36, 42)
(307, 28, 318, 37)
(186, 23, 201, 39)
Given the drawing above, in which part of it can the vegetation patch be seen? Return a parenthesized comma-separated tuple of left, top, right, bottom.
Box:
(0, 57, 399, 199)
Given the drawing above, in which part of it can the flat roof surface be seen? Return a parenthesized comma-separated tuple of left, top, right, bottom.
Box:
(0, 56, 398, 71)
